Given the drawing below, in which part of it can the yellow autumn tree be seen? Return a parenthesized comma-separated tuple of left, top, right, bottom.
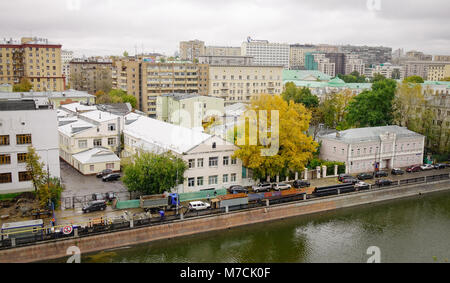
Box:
(231, 94, 318, 180)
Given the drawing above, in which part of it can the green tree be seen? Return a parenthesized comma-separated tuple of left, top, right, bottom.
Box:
(319, 89, 355, 129)
(345, 79, 397, 127)
(403, 75, 425, 84)
(282, 82, 319, 108)
(37, 177, 64, 208)
(371, 73, 387, 83)
(13, 78, 33, 92)
(122, 151, 187, 195)
(25, 146, 46, 193)
(440, 77, 450, 82)
(123, 51, 129, 57)
(338, 71, 367, 83)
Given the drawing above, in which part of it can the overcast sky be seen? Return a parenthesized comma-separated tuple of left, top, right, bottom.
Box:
(1, 0, 449, 57)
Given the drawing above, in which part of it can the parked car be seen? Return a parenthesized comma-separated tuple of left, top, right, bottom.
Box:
(406, 165, 422, 173)
(357, 173, 374, 180)
(391, 168, 405, 175)
(342, 177, 359, 184)
(434, 163, 448, 170)
(92, 193, 104, 201)
(292, 180, 310, 188)
(338, 174, 352, 182)
(102, 173, 121, 182)
(374, 171, 388, 178)
(96, 169, 112, 178)
(252, 183, 272, 193)
(188, 201, 210, 211)
(105, 191, 117, 202)
(228, 185, 248, 194)
(82, 200, 107, 213)
(420, 164, 434, 171)
(375, 179, 393, 187)
(272, 183, 292, 191)
(355, 181, 370, 190)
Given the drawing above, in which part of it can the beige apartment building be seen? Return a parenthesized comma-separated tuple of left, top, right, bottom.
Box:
(434, 55, 450, 62)
(208, 65, 284, 104)
(179, 40, 205, 61)
(205, 46, 241, 57)
(289, 44, 316, 70)
(0, 37, 64, 91)
(112, 58, 209, 117)
(70, 58, 112, 94)
(427, 63, 450, 81)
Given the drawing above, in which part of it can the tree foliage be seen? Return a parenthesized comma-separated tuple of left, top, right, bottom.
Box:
(122, 151, 187, 195)
(13, 78, 33, 92)
(37, 178, 64, 208)
(26, 146, 46, 193)
(345, 79, 397, 127)
(371, 73, 387, 83)
(393, 82, 425, 128)
(95, 89, 137, 108)
(319, 89, 356, 130)
(403, 75, 425, 84)
(338, 71, 367, 83)
(282, 82, 319, 108)
(232, 94, 318, 180)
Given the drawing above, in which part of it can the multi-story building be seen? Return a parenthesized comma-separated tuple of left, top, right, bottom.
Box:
(112, 58, 209, 117)
(241, 38, 290, 68)
(61, 50, 73, 86)
(305, 52, 336, 77)
(0, 37, 65, 91)
(427, 63, 450, 81)
(319, 126, 425, 174)
(434, 55, 450, 62)
(0, 100, 60, 193)
(339, 45, 392, 67)
(289, 44, 317, 70)
(371, 63, 405, 80)
(325, 53, 346, 75)
(179, 40, 205, 62)
(198, 55, 253, 66)
(69, 58, 112, 94)
(0, 89, 95, 108)
(402, 61, 431, 79)
(204, 46, 241, 57)
(344, 54, 365, 75)
(405, 50, 432, 61)
(208, 64, 284, 104)
(123, 114, 243, 193)
(156, 93, 224, 128)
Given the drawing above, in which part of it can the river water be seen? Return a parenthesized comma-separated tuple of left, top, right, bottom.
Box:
(58, 191, 450, 263)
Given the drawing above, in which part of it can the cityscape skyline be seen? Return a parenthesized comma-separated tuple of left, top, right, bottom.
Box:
(1, 0, 449, 57)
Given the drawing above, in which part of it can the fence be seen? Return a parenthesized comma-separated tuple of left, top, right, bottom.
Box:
(60, 191, 131, 210)
(1, 172, 449, 250)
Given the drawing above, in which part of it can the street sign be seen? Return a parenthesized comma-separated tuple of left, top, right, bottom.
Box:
(62, 225, 73, 235)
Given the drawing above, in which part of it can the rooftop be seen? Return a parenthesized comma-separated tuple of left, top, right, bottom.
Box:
(0, 100, 39, 111)
(79, 110, 120, 123)
(72, 147, 120, 164)
(0, 89, 94, 100)
(320, 125, 424, 144)
(60, 102, 98, 114)
(58, 119, 94, 136)
(283, 70, 332, 81)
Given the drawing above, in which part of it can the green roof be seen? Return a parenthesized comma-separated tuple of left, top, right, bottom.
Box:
(283, 70, 331, 82)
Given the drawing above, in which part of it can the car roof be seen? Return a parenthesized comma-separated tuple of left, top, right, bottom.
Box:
(189, 201, 204, 205)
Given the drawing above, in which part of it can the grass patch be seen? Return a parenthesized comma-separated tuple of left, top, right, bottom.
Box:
(0, 193, 22, 201)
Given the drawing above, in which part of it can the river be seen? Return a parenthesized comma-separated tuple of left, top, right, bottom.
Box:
(55, 191, 450, 263)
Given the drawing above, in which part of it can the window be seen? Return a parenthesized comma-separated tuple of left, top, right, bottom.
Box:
(106, 163, 114, 169)
(197, 158, 204, 168)
(94, 139, 102, 146)
(231, 173, 237, 182)
(212, 142, 216, 149)
(223, 174, 228, 183)
(0, 154, 11, 165)
(223, 156, 229, 166)
(208, 175, 218, 185)
(197, 177, 204, 186)
(231, 158, 237, 165)
(18, 171, 32, 182)
(90, 165, 95, 172)
(17, 153, 27, 163)
(16, 134, 32, 145)
(78, 140, 87, 149)
(0, 173, 12, 183)
(188, 159, 195, 169)
(108, 138, 116, 146)
(188, 178, 195, 187)
(0, 135, 9, 145)
(209, 157, 218, 167)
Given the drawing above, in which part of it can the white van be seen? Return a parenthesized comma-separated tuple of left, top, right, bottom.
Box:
(189, 201, 211, 211)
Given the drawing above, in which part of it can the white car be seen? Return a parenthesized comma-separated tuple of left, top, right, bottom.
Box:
(272, 183, 292, 191)
(420, 164, 434, 171)
(189, 201, 211, 211)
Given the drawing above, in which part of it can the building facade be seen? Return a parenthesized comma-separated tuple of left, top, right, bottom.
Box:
(289, 44, 316, 70)
(0, 89, 95, 108)
(179, 40, 205, 62)
(371, 63, 405, 80)
(344, 54, 365, 75)
(339, 45, 392, 67)
(241, 38, 290, 68)
(325, 53, 346, 75)
(69, 58, 112, 94)
(208, 65, 284, 104)
(427, 63, 450, 81)
(61, 50, 73, 86)
(319, 126, 425, 174)
(198, 55, 253, 66)
(0, 37, 64, 91)
(0, 100, 60, 193)
(204, 46, 241, 57)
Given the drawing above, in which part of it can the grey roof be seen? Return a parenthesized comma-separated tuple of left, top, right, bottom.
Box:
(0, 100, 38, 111)
(320, 125, 424, 144)
(96, 103, 132, 116)
(0, 89, 94, 100)
(160, 93, 200, 101)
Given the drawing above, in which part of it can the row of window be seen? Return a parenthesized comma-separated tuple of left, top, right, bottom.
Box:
(0, 134, 32, 146)
(188, 156, 237, 169)
(188, 173, 237, 187)
(0, 171, 31, 184)
(0, 153, 28, 164)
(213, 75, 281, 80)
(78, 138, 116, 148)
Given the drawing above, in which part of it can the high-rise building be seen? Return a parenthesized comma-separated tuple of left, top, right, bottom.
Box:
(325, 53, 346, 75)
(69, 58, 112, 94)
(198, 55, 253, 66)
(241, 37, 289, 68)
(305, 52, 335, 77)
(204, 46, 241, 57)
(405, 50, 432, 61)
(179, 40, 205, 62)
(427, 63, 450, 81)
(112, 58, 209, 117)
(339, 45, 392, 67)
(344, 54, 365, 75)
(0, 37, 64, 91)
(371, 63, 405, 80)
(61, 50, 73, 86)
(434, 55, 450, 62)
(289, 44, 316, 70)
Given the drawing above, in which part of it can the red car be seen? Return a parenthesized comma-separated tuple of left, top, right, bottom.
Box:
(406, 165, 421, 173)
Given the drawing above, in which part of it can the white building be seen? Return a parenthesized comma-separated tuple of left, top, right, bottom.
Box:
(371, 63, 405, 80)
(123, 114, 244, 193)
(345, 54, 365, 75)
(0, 100, 60, 193)
(241, 38, 290, 68)
(61, 50, 74, 86)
